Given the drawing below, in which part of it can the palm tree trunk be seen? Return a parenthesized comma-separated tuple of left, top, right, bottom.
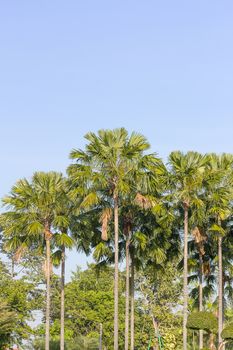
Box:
(114, 192, 119, 350)
(125, 233, 130, 350)
(11, 257, 14, 279)
(45, 237, 51, 350)
(130, 251, 135, 350)
(99, 323, 103, 350)
(192, 331, 195, 350)
(218, 341, 227, 350)
(199, 253, 203, 349)
(60, 244, 65, 350)
(183, 203, 189, 350)
(218, 235, 223, 346)
(152, 316, 159, 350)
(209, 332, 216, 350)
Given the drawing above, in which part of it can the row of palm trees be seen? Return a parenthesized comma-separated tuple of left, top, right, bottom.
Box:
(1, 128, 233, 350)
(170, 152, 233, 350)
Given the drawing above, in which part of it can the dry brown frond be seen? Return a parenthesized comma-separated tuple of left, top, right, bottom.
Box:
(192, 226, 208, 256)
(123, 212, 133, 236)
(14, 245, 27, 263)
(203, 261, 211, 276)
(100, 208, 112, 241)
(44, 227, 52, 241)
(134, 193, 152, 210)
(192, 226, 206, 244)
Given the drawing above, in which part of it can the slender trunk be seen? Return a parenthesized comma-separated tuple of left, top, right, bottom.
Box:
(11, 257, 14, 279)
(60, 244, 65, 350)
(209, 332, 216, 350)
(218, 235, 223, 346)
(183, 203, 189, 350)
(152, 316, 159, 350)
(45, 237, 51, 350)
(114, 193, 119, 350)
(130, 251, 135, 350)
(218, 341, 227, 350)
(192, 331, 195, 350)
(99, 323, 103, 350)
(125, 233, 130, 350)
(199, 253, 203, 349)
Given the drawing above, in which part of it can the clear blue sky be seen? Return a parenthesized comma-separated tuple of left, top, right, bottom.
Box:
(1, 0, 233, 279)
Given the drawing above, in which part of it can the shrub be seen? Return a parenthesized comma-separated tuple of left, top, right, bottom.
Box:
(186, 311, 217, 334)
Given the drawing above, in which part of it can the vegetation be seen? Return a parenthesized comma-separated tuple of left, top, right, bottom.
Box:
(1, 128, 233, 350)
(0, 259, 39, 347)
(187, 312, 218, 334)
(221, 323, 233, 340)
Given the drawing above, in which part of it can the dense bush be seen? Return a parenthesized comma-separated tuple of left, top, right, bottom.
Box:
(186, 312, 217, 334)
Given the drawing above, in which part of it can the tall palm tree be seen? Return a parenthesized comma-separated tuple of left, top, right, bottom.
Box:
(52, 179, 78, 350)
(123, 160, 164, 350)
(129, 152, 166, 350)
(124, 184, 178, 350)
(2, 184, 75, 350)
(168, 151, 208, 350)
(189, 225, 212, 349)
(205, 153, 233, 347)
(1, 172, 65, 350)
(53, 231, 74, 350)
(68, 128, 155, 350)
(90, 192, 178, 350)
(122, 211, 132, 350)
(130, 247, 135, 350)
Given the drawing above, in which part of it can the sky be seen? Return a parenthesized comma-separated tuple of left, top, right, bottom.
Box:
(1, 0, 233, 280)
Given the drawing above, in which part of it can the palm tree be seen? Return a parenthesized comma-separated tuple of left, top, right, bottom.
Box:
(53, 231, 74, 350)
(130, 247, 135, 350)
(189, 225, 213, 349)
(122, 181, 177, 350)
(205, 153, 233, 347)
(51, 179, 78, 350)
(89, 191, 178, 350)
(128, 152, 167, 350)
(2, 198, 74, 350)
(124, 161, 164, 350)
(168, 151, 208, 350)
(1, 171, 66, 350)
(122, 210, 132, 350)
(68, 128, 155, 350)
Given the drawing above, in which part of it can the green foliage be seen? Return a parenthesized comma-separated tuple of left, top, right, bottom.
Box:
(34, 336, 99, 350)
(34, 264, 157, 349)
(68, 128, 163, 208)
(47, 265, 125, 349)
(0, 301, 16, 345)
(187, 312, 218, 334)
(0, 259, 37, 345)
(137, 261, 183, 349)
(168, 151, 208, 205)
(221, 323, 233, 340)
(2, 129, 233, 350)
(0, 172, 71, 254)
